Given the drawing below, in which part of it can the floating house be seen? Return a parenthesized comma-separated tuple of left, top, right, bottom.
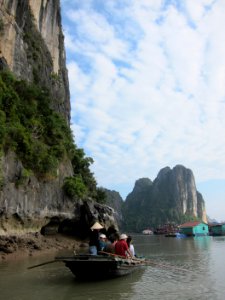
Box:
(179, 221, 209, 236)
(142, 229, 153, 235)
(154, 223, 178, 235)
(209, 223, 225, 236)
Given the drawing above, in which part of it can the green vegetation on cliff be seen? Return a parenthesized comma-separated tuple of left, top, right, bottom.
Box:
(0, 70, 105, 203)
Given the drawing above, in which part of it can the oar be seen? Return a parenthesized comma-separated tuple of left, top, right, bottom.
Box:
(99, 251, 128, 259)
(27, 259, 58, 269)
(99, 251, 146, 268)
(100, 251, 191, 272)
(99, 251, 145, 264)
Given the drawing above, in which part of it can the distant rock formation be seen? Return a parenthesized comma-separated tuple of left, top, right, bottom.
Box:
(121, 165, 207, 232)
(103, 188, 124, 227)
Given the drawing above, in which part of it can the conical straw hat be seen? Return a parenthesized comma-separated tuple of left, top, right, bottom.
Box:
(91, 222, 103, 230)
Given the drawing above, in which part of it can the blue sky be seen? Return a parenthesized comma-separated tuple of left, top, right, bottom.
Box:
(61, 0, 225, 222)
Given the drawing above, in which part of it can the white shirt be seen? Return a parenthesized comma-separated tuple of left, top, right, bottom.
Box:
(129, 244, 135, 256)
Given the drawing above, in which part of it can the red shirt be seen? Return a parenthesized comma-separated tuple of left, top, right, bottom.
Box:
(115, 240, 129, 257)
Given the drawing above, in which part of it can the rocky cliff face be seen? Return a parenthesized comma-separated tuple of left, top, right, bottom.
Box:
(0, 150, 74, 235)
(0, 0, 70, 121)
(0, 0, 117, 236)
(152, 165, 207, 222)
(103, 188, 124, 227)
(122, 165, 207, 232)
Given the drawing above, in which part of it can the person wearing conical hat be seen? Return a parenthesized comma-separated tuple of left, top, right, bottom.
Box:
(90, 222, 103, 231)
(89, 221, 104, 255)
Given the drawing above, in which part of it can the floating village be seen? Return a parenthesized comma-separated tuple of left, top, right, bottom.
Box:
(143, 221, 225, 237)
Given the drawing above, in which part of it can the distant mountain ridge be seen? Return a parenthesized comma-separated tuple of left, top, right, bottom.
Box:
(105, 165, 207, 232)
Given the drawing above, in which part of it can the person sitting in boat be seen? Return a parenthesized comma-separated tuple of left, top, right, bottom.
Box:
(103, 232, 119, 253)
(99, 233, 107, 251)
(89, 222, 103, 255)
(127, 235, 135, 257)
(115, 234, 133, 258)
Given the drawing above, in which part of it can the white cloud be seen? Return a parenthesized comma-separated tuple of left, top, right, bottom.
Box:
(61, 0, 225, 219)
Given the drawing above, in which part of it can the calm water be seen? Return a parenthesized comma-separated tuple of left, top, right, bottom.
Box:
(0, 235, 225, 300)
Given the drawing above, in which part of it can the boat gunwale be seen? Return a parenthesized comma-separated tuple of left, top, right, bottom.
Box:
(55, 254, 144, 264)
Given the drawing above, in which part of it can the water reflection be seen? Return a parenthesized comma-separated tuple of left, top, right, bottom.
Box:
(0, 255, 146, 300)
(59, 269, 146, 300)
(1, 235, 225, 299)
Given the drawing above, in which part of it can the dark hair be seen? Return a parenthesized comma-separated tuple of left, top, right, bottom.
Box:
(127, 235, 132, 246)
(109, 232, 119, 243)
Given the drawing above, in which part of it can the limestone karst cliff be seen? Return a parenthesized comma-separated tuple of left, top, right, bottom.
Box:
(103, 188, 124, 228)
(0, 0, 70, 121)
(121, 165, 207, 232)
(0, 0, 117, 236)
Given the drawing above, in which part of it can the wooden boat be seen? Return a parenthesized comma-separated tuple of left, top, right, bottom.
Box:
(165, 232, 177, 237)
(55, 254, 145, 280)
(165, 232, 187, 238)
(154, 223, 179, 235)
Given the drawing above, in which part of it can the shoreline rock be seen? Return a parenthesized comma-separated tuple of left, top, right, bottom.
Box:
(0, 232, 87, 262)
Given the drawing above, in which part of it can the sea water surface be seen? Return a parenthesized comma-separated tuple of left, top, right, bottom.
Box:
(0, 235, 225, 300)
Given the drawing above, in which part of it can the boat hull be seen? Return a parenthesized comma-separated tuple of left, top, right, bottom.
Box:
(56, 255, 144, 280)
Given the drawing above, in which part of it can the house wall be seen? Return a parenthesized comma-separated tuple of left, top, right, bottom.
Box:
(180, 228, 193, 235)
(193, 223, 208, 236)
(180, 223, 209, 236)
(211, 224, 225, 236)
(211, 226, 222, 235)
(222, 225, 225, 235)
